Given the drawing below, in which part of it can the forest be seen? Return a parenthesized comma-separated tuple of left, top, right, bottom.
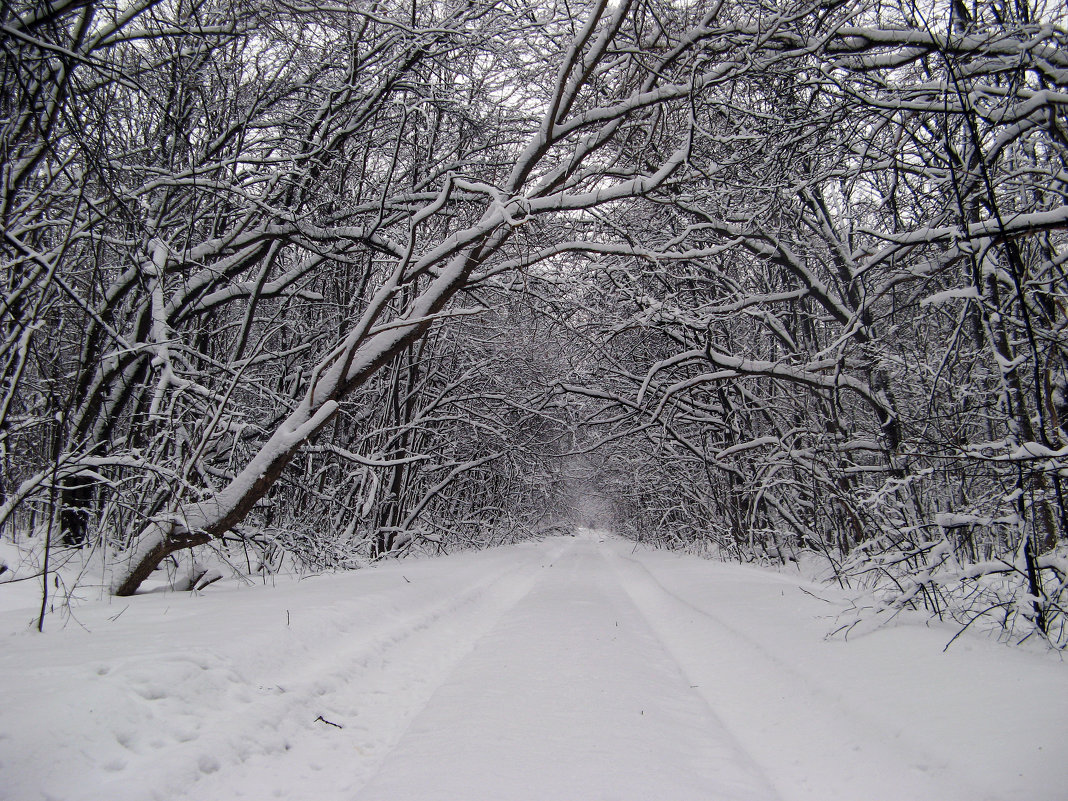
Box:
(2, 0, 1067, 647)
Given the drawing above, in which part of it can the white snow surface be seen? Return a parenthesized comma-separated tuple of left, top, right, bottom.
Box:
(1, 532, 1065, 801)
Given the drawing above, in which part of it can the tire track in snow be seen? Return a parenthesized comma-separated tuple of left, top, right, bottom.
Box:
(603, 542, 984, 801)
(42, 542, 564, 801)
(174, 541, 566, 801)
(350, 535, 780, 801)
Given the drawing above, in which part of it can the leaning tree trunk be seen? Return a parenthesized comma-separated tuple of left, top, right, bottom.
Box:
(111, 231, 501, 595)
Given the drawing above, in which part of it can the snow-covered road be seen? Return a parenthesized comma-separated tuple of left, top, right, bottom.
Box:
(354, 540, 777, 801)
(1, 533, 1065, 800)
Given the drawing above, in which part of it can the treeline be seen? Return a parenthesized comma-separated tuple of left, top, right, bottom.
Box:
(2, 0, 1065, 643)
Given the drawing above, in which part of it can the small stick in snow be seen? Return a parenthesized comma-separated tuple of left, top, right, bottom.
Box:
(315, 715, 343, 729)
(797, 586, 835, 604)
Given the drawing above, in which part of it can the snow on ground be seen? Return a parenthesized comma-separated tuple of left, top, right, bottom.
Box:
(0, 532, 1064, 801)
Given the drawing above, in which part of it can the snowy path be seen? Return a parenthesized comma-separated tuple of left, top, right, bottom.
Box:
(1, 533, 1065, 801)
(354, 541, 776, 801)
